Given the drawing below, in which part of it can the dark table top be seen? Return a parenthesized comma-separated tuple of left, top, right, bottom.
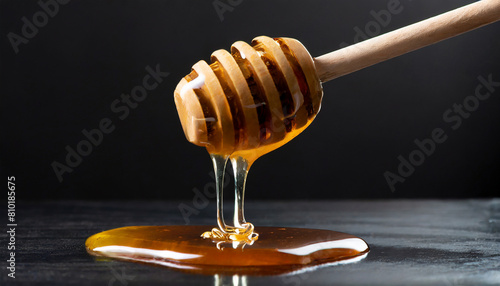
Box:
(4, 199, 500, 285)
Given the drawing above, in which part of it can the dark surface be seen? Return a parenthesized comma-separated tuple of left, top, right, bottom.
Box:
(2, 199, 500, 285)
(2, 0, 500, 200)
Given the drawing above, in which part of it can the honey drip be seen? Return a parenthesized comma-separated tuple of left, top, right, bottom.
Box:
(180, 36, 323, 243)
(200, 154, 258, 244)
(86, 36, 370, 275)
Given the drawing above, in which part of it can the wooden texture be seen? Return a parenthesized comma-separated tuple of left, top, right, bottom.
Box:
(6, 199, 500, 285)
(315, 0, 500, 82)
(173, 36, 323, 154)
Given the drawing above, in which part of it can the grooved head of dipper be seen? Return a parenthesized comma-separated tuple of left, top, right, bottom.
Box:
(173, 36, 323, 155)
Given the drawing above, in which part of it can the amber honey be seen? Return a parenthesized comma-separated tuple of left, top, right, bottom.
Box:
(86, 225, 369, 275)
(86, 36, 369, 274)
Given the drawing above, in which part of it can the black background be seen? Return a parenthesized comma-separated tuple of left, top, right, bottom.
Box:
(1, 0, 499, 201)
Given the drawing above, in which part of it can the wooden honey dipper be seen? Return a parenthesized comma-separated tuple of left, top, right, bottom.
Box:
(174, 0, 500, 158)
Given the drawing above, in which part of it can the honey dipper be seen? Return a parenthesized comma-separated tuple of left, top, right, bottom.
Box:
(174, 0, 500, 158)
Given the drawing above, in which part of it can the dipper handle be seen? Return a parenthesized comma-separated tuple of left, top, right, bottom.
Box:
(315, 0, 500, 82)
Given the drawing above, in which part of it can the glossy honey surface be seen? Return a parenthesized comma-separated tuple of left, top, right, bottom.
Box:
(86, 225, 369, 275)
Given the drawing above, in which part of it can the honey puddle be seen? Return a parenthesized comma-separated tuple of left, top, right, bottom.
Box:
(86, 225, 369, 275)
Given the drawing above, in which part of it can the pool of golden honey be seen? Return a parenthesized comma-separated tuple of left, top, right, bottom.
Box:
(86, 225, 369, 275)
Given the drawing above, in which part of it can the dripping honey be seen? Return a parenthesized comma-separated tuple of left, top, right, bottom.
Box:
(86, 36, 369, 274)
(181, 38, 322, 241)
